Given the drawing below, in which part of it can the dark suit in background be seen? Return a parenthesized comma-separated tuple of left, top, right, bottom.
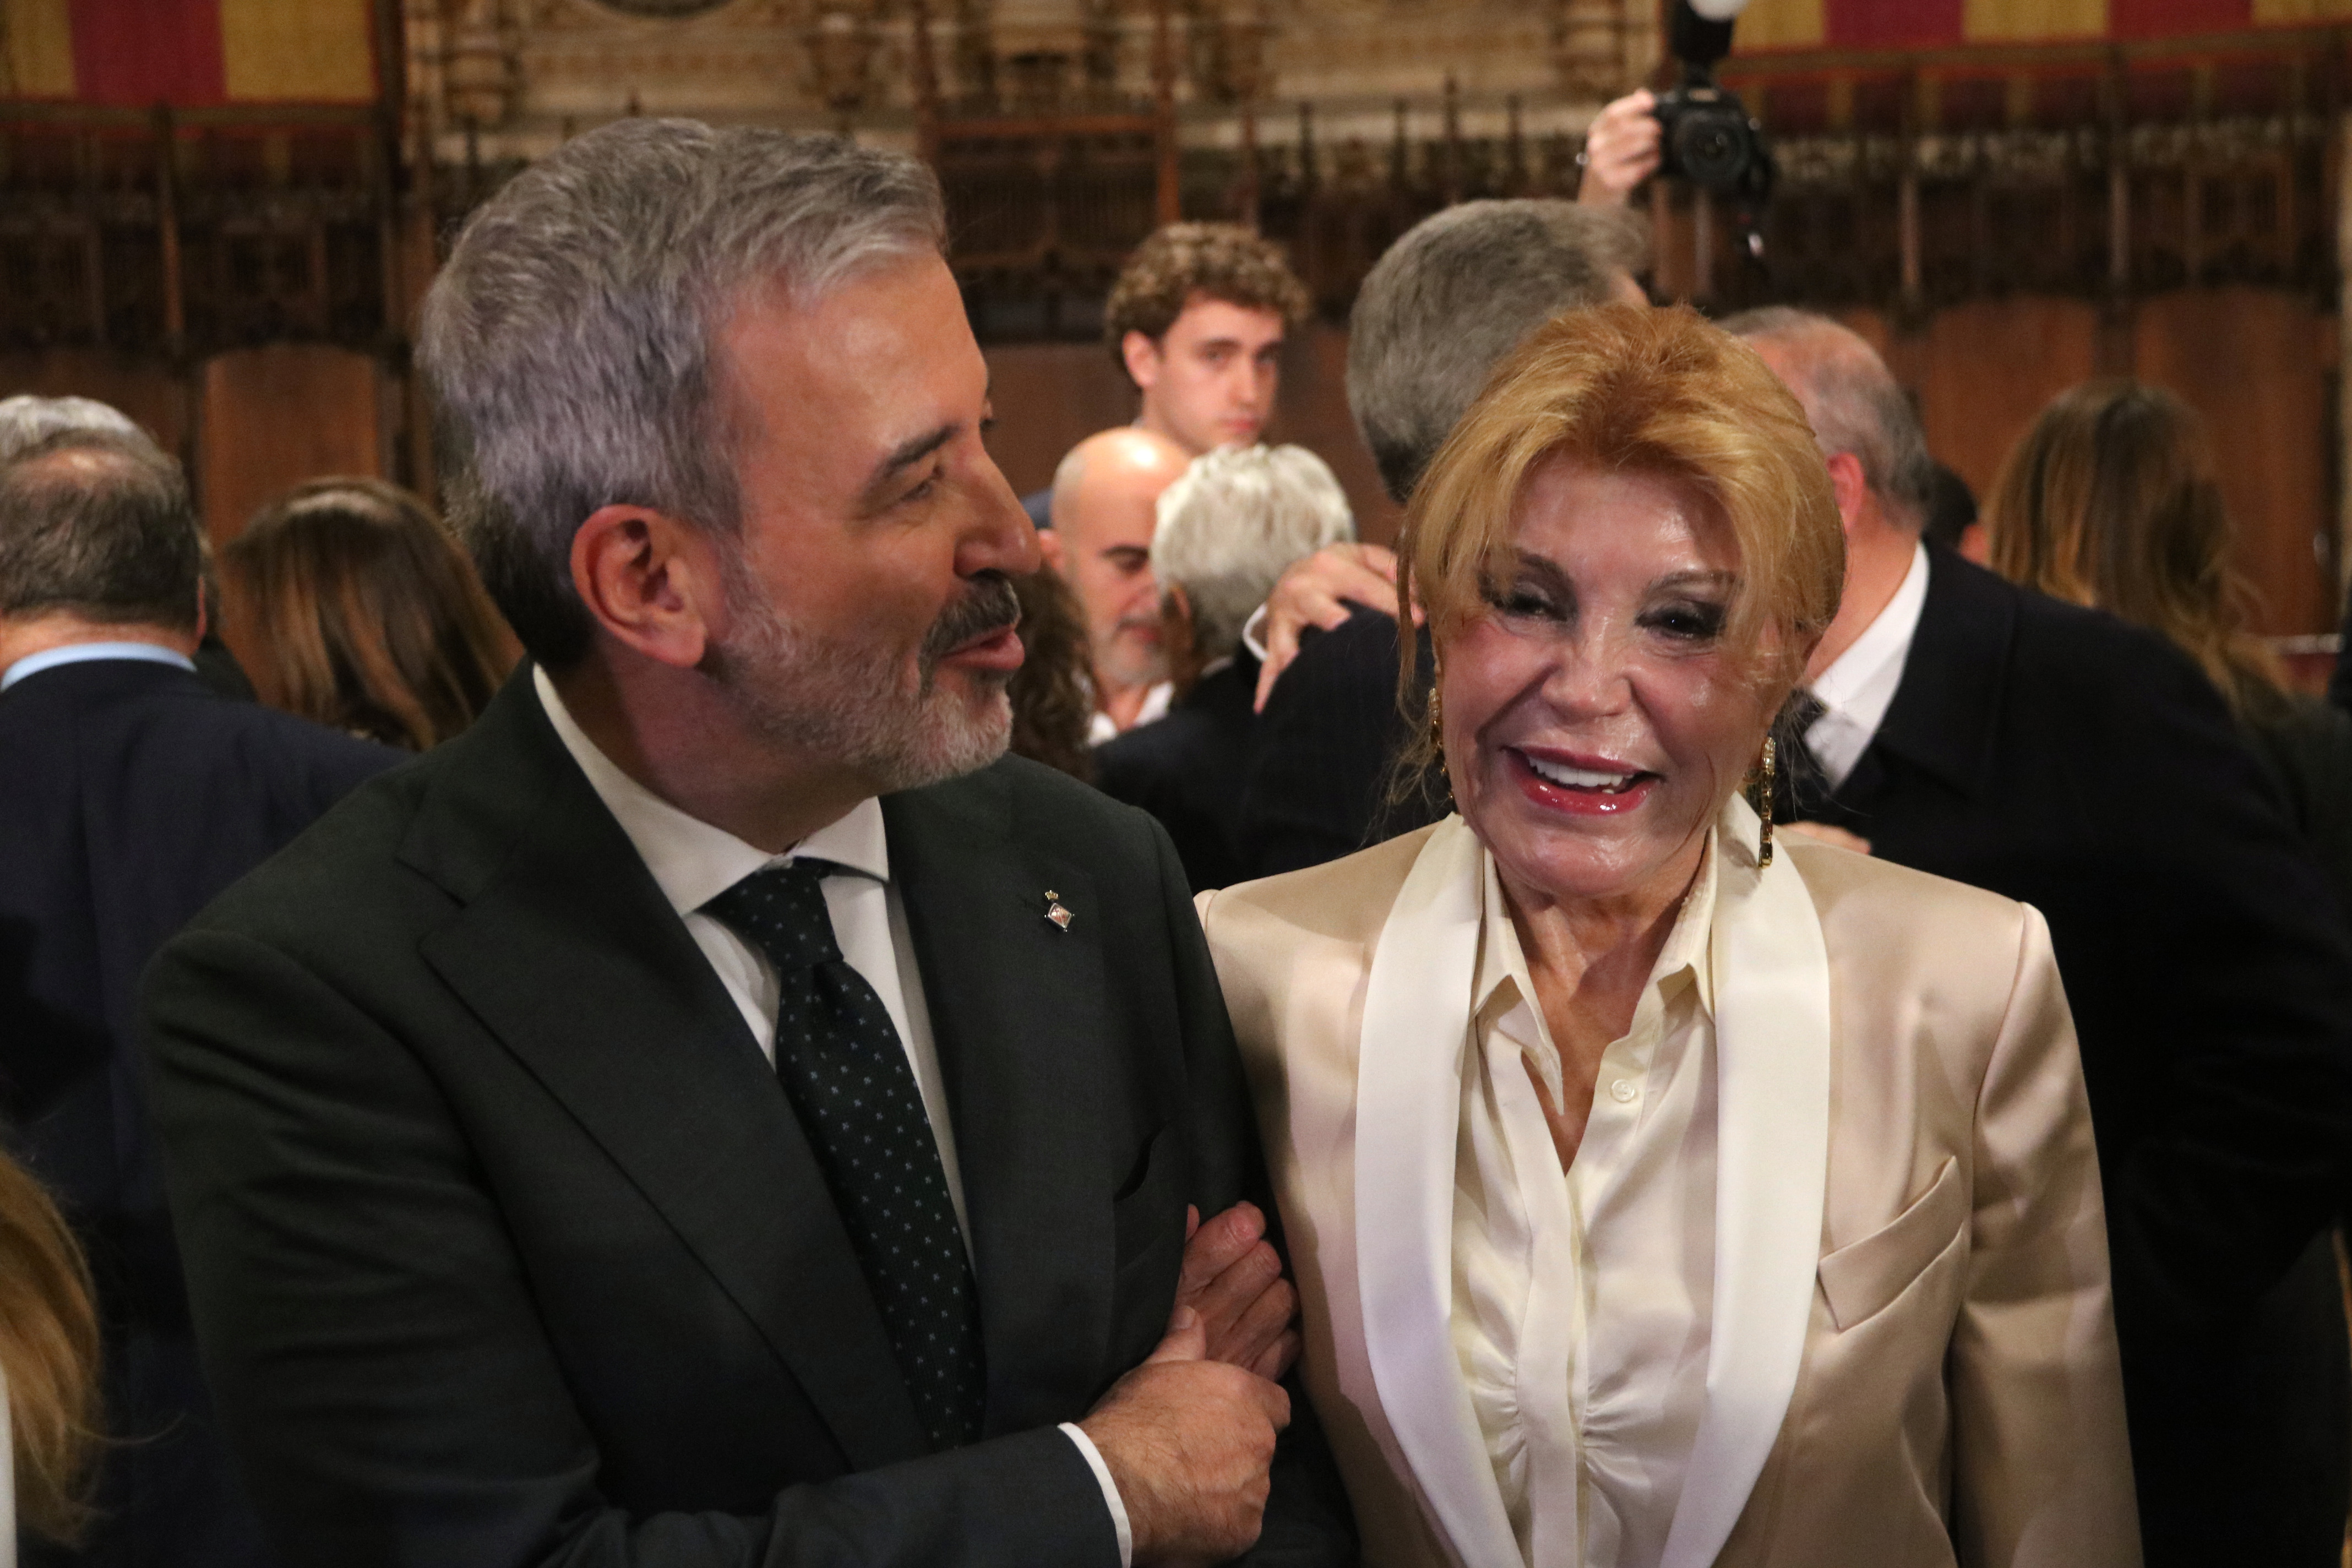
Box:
(1779, 547, 2352, 1567)
(0, 657, 397, 1568)
(1235, 608, 1442, 880)
(140, 672, 1352, 1567)
(1095, 649, 1262, 892)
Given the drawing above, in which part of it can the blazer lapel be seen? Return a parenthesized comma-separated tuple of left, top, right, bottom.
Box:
(1657, 795, 1833, 1568)
(404, 674, 931, 1469)
(1353, 816, 1520, 1567)
(883, 771, 1118, 1434)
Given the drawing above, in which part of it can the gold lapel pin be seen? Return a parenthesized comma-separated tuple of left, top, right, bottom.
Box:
(1043, 890, 1074, 931)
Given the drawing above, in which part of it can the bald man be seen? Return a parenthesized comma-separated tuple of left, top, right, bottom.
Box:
(1043, 427, 1191, 739)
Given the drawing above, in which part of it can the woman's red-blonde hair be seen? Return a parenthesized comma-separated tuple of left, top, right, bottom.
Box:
(1395, 302, 1845, 759)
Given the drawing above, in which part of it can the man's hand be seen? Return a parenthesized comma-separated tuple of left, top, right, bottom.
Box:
(1081, 1308, 1292, 1567)
(1578, 89, 1662, 206)
(1253, 543, 1406, 711)
(1177, 1204, 1299, 1382)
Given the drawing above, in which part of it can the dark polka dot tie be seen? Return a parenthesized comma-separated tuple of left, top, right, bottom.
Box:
(706, 859, 987, 1451)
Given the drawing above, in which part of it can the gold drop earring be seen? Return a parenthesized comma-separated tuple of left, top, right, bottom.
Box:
(1756, 735, 1777, 868)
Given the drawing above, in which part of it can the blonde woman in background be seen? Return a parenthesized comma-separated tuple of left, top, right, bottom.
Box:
(1985, 380, 2352, 912)
(219, 479, 519, 751)
(1201, 305, 2138, 1567)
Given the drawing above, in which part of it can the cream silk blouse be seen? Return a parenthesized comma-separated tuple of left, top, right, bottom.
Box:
(1455, 840, 1718, 1568)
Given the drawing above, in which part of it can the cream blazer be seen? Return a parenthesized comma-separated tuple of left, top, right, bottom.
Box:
(1198, 802, 2139, 1568)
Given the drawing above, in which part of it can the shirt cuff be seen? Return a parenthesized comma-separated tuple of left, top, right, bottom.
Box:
(1058, 1422, 1134, 1568)
(1240, 601, 1271, 665)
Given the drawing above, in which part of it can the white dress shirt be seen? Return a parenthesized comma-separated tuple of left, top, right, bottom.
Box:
(1452, 837, 1719, 1568)
(0, 640, 196, 691)
(532, 668, 1132, 1562)
(1802, 541, 1929, 788)
(1086, 679, 1173, 745)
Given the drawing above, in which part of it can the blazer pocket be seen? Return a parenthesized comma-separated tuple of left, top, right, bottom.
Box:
(1112, 1124, 1180, 1270)
(1817, 1156, 1968, 1331)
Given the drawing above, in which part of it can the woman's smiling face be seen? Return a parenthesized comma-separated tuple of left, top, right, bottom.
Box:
(1441, 452, 1776, 909)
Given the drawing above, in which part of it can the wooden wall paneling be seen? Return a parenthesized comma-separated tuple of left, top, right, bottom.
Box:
(981, 340, 1136, 503)
(0, 348, 191, 456)
(2134, 285, 2332, 633)
(1273, 322, 1400, 547)
(197, 342, 382, 548)
(1910, 295, 2101, 501)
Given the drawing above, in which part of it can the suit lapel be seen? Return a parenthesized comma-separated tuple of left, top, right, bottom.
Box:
(403, 673, 930, 1468)
(1836, 546, 2013, 818)
(1658, 795, 1833, 1568)
(1352, 816, 1521, 1567)
(883, 770, 1117, 1434)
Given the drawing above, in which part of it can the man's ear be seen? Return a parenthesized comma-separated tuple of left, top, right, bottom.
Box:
(1037, 528, 1066, 575)
(570, 504, 725, 670)
(1121, 330, 1163, 392)
(1823, 451, 1870, 538)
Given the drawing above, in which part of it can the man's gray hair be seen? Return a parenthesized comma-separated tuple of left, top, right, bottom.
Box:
(1717, 306, 1936, 526)
(0, 429, 202, 629)
(1151, 444, 1355, 663)
(1347, 199, 1649, 502)
(0, 395, 158, 463)
(418, 118, 946, 667)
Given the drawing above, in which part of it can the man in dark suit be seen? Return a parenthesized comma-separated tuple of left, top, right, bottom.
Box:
(141, 121, 1350, 1567)
(1234, 199, 1648, 875)
(1724, 307, 2352, 1566)
(0, 424, 399, 1566)
(1096, 444, 1354, 891)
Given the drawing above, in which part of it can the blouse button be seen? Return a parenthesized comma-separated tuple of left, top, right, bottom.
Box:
(1609, 1079, 1637, 1103)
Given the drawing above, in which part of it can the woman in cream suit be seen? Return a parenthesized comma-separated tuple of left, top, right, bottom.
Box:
(1199, 304, 2138, 1568)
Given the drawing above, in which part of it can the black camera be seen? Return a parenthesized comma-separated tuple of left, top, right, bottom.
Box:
(1653, 1, 1773, 211)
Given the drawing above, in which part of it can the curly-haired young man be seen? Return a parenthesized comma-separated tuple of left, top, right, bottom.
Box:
(1106, 223, 1309, 458)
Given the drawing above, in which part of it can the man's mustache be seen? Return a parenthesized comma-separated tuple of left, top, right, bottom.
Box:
(921, 572, 1022, 663)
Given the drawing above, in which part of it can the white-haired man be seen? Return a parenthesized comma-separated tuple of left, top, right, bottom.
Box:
(1096, 445, 1352, 891)
(140, 121, 1353, 1567)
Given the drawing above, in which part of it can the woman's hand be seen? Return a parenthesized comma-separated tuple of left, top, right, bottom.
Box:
(1251, 543, 1410, 711)
(1578, 89, 1662, 206)
(1174, 1202, 1300, 1382)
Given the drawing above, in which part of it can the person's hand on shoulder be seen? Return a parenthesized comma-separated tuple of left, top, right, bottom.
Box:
(1578, 89, 1662, 206)
(1251, 543, 1408, 711)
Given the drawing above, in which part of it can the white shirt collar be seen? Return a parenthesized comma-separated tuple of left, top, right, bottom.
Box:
(1, 641, 197, 692)
(531, 665, 890, 918)
(1803, 540, 1929, 786)
(1086, 678, 1175, 746)
(1472, 833, 1717, 1106)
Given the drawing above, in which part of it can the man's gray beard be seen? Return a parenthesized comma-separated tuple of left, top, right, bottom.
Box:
(707, 578, 1013, 795)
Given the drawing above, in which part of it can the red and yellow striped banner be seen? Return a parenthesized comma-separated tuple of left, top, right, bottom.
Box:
(1736, 0, 2352, 50)
(2, 0, 378, 105)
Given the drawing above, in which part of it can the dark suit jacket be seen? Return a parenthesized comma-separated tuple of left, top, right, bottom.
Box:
(1781, 548, 2352, 1567)
(140, 670, 1353, 1568)
(0, 657, 397, 1567)
(1094, 651, 1262, 893)
(1235, 608, 1443, 880)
